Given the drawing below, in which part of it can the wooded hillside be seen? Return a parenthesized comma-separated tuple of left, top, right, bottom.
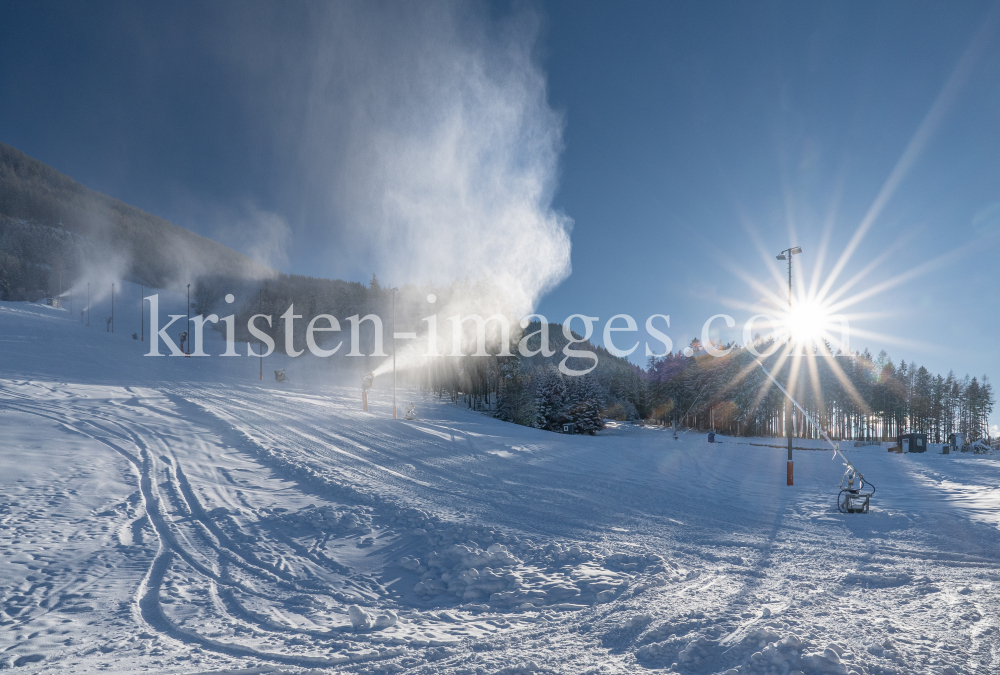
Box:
(0, 142, 269, 300)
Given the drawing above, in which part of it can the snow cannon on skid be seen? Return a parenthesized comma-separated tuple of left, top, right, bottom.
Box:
(753, 358, 875, 514)
(837, 463, 874, 514)
(361, 371, 374, 411)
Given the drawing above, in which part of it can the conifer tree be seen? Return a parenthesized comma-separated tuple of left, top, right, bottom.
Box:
(534, 366, 567, 431)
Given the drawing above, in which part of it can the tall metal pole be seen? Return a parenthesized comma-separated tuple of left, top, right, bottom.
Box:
(111, 283, 115, 333)
(186, 284, 191, 357)
(140, 284, 144, 341)
(87, 283, 90, 326)
(391, 287, 398, 419)
(257, 288, 264, 382)
(775, 246, 801, 485)
(786, 252, 792, 482)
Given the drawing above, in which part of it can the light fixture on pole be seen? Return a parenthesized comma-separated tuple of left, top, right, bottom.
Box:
(775, 245, 802, 486)
(390, 286, 398, 419)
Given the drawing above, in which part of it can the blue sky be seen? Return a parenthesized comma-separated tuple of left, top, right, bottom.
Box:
(3, 1, 1000, 390)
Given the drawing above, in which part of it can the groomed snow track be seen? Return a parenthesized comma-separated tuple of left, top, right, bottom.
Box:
(3, 360, 1000, 673)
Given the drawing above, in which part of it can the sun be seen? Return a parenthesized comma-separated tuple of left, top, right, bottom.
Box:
(786, 299, 834, 348)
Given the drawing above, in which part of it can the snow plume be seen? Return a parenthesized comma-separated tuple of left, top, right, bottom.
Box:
(370, 280, 522, 378)
(176, 196, 293, 271)
(301, 1, 572, 316)
(65, 252, 130, 306)
(299, 2, 572, 377)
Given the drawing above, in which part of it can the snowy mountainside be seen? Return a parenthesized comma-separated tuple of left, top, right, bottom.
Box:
(2, 300, 1000, 674)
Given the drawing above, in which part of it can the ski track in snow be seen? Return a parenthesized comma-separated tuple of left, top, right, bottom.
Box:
(2, 302, 1000, 674)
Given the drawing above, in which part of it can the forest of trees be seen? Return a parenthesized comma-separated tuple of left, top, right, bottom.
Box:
(430, 334, 994, 442)
(642, 340, 994, 443)
(409, 319, 641, 435)
(322, 275, 989, 441)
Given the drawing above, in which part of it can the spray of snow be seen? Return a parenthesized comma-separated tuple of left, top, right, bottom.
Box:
(175, 196, 293, 272)
(65, 253, 131, 306)
(298, 3, 572, 378)
(371, 284, 521, 378)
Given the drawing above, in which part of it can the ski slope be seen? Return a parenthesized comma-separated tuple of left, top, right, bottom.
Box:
(2, 300, 999, 674)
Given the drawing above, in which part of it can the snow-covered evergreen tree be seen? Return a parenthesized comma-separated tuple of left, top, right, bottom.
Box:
(494, 356, 537, 426)
(534, 366, 567, 431)
(563, 375, 604, 434)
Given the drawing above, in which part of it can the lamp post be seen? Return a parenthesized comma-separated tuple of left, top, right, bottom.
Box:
(776, 246, 802, 485)
(390, 286, 398, 419)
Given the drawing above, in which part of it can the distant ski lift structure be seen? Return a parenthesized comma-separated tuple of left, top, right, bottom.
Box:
(898, 432, 927, 453)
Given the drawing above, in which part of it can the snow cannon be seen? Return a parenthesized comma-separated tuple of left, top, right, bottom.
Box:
(361, 372, 374, 411)
(837, 466, 874, 514)
(751, 358, 875, 513)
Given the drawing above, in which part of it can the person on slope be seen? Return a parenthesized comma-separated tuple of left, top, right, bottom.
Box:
(707, 430, 716, 443)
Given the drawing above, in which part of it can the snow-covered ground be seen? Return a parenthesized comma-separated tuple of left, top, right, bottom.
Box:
(2, 300, 999, 674)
